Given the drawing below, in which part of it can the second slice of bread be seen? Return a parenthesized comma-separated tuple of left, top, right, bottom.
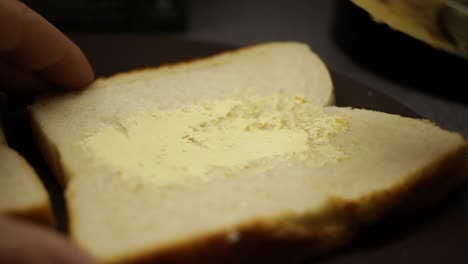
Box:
(0, 122, 53, 225)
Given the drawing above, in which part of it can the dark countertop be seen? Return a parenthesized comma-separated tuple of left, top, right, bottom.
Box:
(175, 0, 468, 138)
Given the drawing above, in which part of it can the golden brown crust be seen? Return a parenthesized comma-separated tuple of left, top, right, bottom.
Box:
(4, 203, 55, 227)
(109, 221, 355, 264)
(103, 143, 466, 264)
(30, 113, 67, 187)
(389, 142, 467, 215)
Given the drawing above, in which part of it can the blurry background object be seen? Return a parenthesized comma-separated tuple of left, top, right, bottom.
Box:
(351, 0, 468, 59)
(22, 0, 187, 32)
(441, 0, 468, 56)
(334, 0, 468, 105)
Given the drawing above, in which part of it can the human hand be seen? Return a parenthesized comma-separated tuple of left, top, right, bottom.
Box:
(0, 0, 94, 96)
(0, 216, 95, 263)
(0, 1, 95, 262)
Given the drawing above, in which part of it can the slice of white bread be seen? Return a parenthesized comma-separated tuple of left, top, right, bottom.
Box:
(0, 122, 53, 225)
(351, 0, 468, 58)
(30, 42, 466, 263)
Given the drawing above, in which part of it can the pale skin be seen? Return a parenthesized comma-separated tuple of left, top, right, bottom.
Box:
(1, 0, 95, 263)
(0, 0, 94, 95)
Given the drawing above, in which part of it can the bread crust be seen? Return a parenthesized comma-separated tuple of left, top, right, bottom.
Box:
(30, 115, 67, 187)
(91, 143, 466, 263)
(4, 203, 54, 227)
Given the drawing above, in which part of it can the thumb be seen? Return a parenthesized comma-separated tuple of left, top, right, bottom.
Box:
(0, 215, 95, 264)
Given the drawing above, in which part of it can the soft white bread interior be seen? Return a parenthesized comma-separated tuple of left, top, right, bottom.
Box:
(0, 124, 53, 225)
(351, 0, 467, 58)
(30, 42, 466, 263)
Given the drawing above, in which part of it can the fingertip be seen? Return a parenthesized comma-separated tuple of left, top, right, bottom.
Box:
(1, 0, 95, 92)
(41, 42, 95, 90)
(0, 0, 25, 51)
(0, 216, 97, 264)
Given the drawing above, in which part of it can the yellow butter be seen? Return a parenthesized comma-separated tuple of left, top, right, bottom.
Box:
(80, 95, 348, 186)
